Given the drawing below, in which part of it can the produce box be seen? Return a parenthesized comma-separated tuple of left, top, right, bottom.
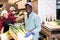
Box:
(9, 23, 25, 40)
(9, 28, 32, 40)
(9, 23, 32, 40)
(9, 28, 17, 40)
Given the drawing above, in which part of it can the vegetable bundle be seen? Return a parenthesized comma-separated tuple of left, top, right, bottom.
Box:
(9, 23, 26, 35)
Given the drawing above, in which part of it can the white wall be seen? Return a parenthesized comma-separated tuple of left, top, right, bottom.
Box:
(38, 0, 56, 22)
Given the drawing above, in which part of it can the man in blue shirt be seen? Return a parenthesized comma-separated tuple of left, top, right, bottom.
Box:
(25, 2, 41, 40)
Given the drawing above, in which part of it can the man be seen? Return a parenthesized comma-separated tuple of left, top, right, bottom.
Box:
(25, 2, 41, 40)
(8, 6, 16, 18)
(0, 10, 14, 33)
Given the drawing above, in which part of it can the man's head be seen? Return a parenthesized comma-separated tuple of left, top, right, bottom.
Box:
(1, 10, 8, 18)
(9, 6, 15, 12)
(25, 2, 32, 14)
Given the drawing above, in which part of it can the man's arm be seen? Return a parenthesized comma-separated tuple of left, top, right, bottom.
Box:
(29, 16, 41, 32)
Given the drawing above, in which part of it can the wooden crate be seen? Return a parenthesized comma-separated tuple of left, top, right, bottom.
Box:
(9, 28, 17, 40)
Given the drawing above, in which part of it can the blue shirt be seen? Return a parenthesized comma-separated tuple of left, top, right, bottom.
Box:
(25, 12, 41, 33)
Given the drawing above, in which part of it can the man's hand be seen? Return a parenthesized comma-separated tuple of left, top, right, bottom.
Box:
(24, 32, 31, 37)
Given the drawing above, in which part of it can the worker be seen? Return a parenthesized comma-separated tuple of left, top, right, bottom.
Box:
(0, 10, 14, 33)
(8, 6, 16, 18)
(25, 2, 41, 40)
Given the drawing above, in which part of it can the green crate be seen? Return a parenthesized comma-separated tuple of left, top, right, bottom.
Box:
(55, 20, 60, 25)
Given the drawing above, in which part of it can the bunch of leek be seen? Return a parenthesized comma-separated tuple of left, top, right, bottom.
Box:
(9, 24, 26, 35)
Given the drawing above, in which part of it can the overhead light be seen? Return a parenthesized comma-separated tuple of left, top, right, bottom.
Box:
(58, 1, 60, 3)
(31, 0, 34, 1)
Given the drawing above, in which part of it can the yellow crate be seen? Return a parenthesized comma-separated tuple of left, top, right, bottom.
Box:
(9, 28, 17, 40)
